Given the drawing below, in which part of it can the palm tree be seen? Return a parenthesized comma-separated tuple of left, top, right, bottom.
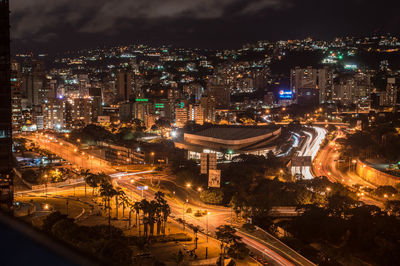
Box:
(114, 187, 125, 220)
(133, 201, 141, 228)
(99, 180, 117, 228)
(147, 200, 158, 236)
(140, 199, 150, 238)
(81, 169, 91, 196)
(155, 192, 171, 235)
(155, 191, 166, 235)
(119, 192, 130, 218)
(86, 172, 109, 196)
(162, 204, 171, 235)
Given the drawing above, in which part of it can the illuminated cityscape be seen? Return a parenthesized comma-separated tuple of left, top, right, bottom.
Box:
(1, 0, 400, 265)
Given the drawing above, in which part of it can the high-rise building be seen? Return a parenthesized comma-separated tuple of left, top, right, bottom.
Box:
(43, 98, 65, 130)
(0, 0, 13, 211)
(89, 87, 103, 122)
(200, 95, 216, 123)
(133, 100, 152, 122)
(175, 107, 188, 128)
(183, 83, 203, 102)
(119, 102, 133, 122)
(116, 69, 133, 102)
(10, 60, 23, 134)
(386, 78, 400, 108)
(290, 66, 333, 104)
(189, 104, 204, 125)
(332, 73, 372, 106)
(370, 91, 381, 110)
(21, 59, 46, 107)
(207, 84, 230, 108)
(71, 98, 93, 128)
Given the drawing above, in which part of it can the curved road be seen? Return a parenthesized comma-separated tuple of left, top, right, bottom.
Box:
(313, 130, 383, 208)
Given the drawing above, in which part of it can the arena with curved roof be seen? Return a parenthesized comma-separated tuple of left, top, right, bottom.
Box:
(174, 126, 282, 160)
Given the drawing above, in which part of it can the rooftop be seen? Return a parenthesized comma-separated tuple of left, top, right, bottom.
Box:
(188, 126, 279, 140)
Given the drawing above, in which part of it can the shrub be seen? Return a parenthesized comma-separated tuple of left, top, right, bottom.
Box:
(200, 189, 224, 205)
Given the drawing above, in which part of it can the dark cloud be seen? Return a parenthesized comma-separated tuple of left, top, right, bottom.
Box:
(10, 0, 285, 37)
(9, 0, 400, 53)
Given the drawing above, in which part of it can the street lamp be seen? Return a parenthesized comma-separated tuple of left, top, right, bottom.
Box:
(206, 212, 210, 243)
(44, 174, 48, 197)
(182, 199, 189, 231)
(81, 152, 85, 169)
(150, 152, 155, 165)
(186, 183, 192, 189)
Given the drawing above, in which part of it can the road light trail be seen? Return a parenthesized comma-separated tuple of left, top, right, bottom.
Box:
(237, 231, 294, 266)
(312, 130, 384, 208)
(291, 127, 327, 179)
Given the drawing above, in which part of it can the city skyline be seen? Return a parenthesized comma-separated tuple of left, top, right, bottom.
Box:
(3, 0, 400, 265)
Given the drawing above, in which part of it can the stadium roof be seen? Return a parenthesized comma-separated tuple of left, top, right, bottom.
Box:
(191, 126, 279, 140)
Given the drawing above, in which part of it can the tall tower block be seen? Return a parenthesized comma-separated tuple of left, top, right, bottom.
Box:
(0, 0, 14, 212)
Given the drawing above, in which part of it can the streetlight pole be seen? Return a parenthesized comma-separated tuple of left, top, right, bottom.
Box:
(81, 152, 85, 169)
(183, 199, 188, 231)
(44, 174, 48, 198)
(130, 179, 134, 199)
(197, 187, 202, 210)
(206, 212, 210, 243)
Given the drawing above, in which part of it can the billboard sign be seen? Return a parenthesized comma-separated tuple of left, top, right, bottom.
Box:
(279, 90, 293, 99)
(208, 170, 221, 188)
(201, 153, 217, 174)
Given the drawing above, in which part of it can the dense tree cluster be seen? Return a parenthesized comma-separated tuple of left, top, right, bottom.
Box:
(341, 125, 400, 162)
(68, 123, 146, 146)
(215, 225, 249, 260)
(84, 172, 171, 238)
(42, 211, 132, 265)
(280, 201, 400, 265)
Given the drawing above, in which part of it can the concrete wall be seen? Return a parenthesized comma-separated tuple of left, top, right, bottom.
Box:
(356, 160, 400, 187)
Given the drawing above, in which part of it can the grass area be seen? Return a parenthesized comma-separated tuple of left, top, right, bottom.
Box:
(15, 191, 94, 229)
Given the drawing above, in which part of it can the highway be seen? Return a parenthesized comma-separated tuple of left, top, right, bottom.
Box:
(292, 127, 327, 179)
(24, 133, 115, 174)
(312, 130, 383, 208)
(21, 133, 314, 266)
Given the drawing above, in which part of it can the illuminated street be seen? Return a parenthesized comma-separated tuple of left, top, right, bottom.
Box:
(292, 126, 327, 179)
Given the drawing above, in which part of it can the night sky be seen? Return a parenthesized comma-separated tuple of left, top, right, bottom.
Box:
(10, 0, 400, 53)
